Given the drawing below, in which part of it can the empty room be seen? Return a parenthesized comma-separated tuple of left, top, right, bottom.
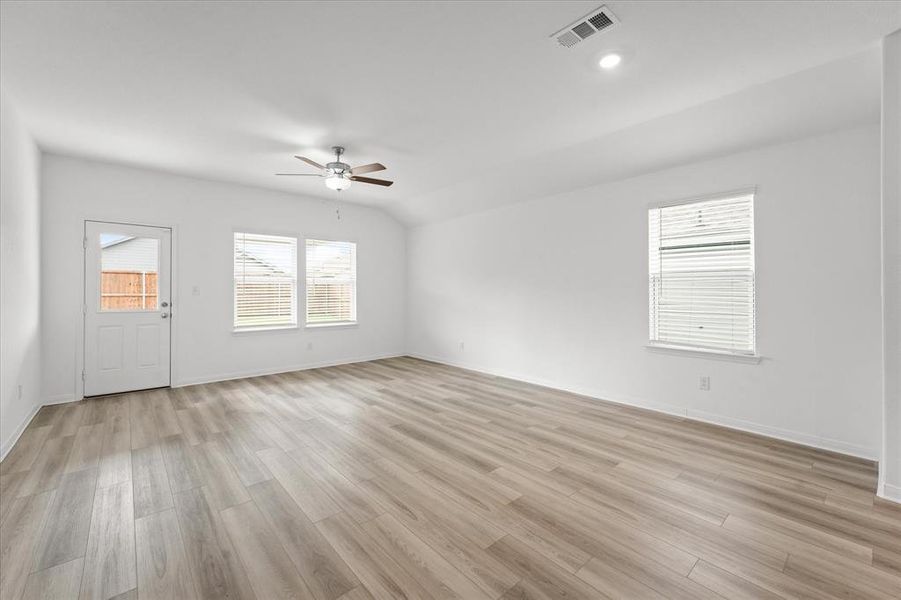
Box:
(1, 1, 900, 599)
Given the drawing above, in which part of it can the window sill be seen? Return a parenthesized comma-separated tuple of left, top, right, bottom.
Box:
(645, 343, 761, 364)
(233, 324, 298, 335)
(305, 321, 358, 329)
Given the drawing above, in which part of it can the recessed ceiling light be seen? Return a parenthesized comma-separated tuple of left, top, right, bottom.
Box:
(599, 53, 622, 69)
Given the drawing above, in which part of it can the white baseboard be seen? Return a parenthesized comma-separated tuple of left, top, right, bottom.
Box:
(0, 402, 41, 462)
(880, 483, 901, 504)
(44, 393, 78, 406)
(174, 352, 405, 387)
(1, 393, 80, 462)
(408, 352, 879, 462)
(686, 409, 876, 460)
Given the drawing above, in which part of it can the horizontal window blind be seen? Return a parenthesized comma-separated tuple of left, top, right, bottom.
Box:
(306, 239, 356, 324)
(649, 193, 755, 354)
(234, 232, 297, 328)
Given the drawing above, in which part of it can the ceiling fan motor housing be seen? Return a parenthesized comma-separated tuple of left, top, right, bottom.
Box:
(326, 161, 351, 175)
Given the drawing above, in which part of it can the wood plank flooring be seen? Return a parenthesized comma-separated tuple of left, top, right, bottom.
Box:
(1, 356, 898, 599)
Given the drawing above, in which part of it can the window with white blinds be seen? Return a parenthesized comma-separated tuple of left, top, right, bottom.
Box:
(234, 232, 297, 329)
(648, 192, 756, 355)
(306, 239, 356, 325)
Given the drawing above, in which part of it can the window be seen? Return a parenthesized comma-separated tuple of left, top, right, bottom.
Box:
(306, 239, 356, 325)
(649, 192, 755, 355)
(234, 232, 297, 329)
(99, 234, 159, 311)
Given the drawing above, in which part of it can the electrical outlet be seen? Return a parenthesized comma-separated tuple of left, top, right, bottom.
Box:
(17, 384, 23, 399)
(307, 342, 313, 350)
(699, 376, 710, 391)
(192, 285, 201, 296)
(459, 341, 465, 351)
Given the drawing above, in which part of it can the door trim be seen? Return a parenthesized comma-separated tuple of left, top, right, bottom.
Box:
(79, 218, 179, 399)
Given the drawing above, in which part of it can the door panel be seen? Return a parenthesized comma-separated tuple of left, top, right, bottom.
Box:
(98, 326, 125, 371)
(85, 221, 171, 396)
(136, 325, 161, 367)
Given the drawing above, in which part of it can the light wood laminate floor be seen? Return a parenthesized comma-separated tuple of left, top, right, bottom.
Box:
(1, 357, 898, 600)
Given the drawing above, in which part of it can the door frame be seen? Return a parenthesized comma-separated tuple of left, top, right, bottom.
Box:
(78, 218, 179, 399)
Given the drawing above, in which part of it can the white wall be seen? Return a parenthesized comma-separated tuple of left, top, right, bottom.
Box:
(408, 125, 883, 459)
(41, 154, 405, 401)
(881, 30, 901, 501)
(0, 89, 42, 458)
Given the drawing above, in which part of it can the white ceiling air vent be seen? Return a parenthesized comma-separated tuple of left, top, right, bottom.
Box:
(551, 5, 619, 48)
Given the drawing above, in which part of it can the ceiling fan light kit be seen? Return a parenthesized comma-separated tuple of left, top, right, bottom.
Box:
(277, 146, 393, 191)
(325, 173, 352, 191)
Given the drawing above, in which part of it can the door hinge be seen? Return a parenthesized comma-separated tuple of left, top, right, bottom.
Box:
(83, 303, 87, 315)
(81, 370, 85, 381)
(83, 237, 87, 249)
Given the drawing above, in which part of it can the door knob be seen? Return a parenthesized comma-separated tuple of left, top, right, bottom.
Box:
(161, 301, 169, 308)
(161, 313, 169, 319)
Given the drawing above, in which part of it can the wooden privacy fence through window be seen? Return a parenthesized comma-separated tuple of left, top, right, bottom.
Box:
(101, 270, 158, 310)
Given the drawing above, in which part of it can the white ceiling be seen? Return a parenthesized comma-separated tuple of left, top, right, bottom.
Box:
(1, 1, 899, 224)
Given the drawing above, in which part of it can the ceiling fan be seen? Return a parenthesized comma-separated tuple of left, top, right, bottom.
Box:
(276, 146, 393, 191)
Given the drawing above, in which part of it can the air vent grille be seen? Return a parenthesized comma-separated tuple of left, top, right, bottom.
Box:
(588, 12, 613, 32)
(571, 22, 595, 40)
(556, 31, 581, 48)
(551, 5, 619, 49)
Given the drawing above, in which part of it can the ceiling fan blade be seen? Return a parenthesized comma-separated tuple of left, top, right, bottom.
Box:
(350, 176, 394, 187)
(294, 155, 325, 170)
(275, 173, 322, 176)
(350, 162, 386, 176)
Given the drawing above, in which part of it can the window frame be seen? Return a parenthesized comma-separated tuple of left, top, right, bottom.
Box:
(646, 188, 759, 360)
(304, 237, 358, 328)
(233, 230, 299, 332)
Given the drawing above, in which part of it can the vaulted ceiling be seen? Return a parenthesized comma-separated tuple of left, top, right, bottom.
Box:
(2, 1, 899, 223)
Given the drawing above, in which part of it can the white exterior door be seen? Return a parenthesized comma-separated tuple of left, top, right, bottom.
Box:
(84, 221, 171, 396)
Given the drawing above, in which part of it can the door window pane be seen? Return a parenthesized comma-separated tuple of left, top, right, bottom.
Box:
(99, 234, 160, 311)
